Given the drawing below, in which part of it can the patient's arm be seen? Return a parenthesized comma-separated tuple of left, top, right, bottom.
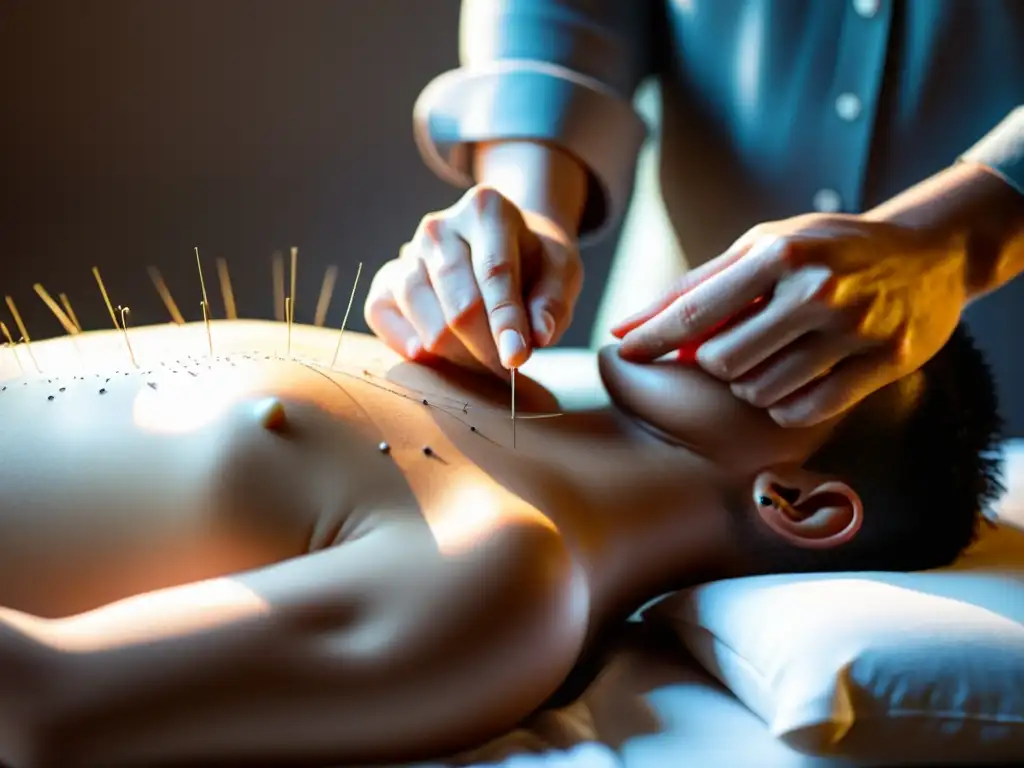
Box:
(3, 509, 584, 768)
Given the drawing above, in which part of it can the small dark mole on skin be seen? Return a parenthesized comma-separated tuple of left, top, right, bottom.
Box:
(421, 399, 428, 405)
(59, 387, 66, 393)
(470, 426, 477, 432)
(105, 378, 111, 383)
(47, 395, 54, 401)
(99, 388, 107, 395)
(378, 441, 391, 454)
(422, 446, 433, 456)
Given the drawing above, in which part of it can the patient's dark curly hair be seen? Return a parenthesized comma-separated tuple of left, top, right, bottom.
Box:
(769, 324, 1005, 573)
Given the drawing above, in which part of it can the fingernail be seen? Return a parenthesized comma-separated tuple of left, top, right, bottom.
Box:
(498, 329, 526, 368)
(534, 310, 555, 346)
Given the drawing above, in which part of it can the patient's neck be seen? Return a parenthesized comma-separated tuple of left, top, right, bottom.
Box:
(530, 408, 746, 622)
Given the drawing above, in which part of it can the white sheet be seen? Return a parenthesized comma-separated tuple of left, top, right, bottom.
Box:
(392, 352, 1024, 768)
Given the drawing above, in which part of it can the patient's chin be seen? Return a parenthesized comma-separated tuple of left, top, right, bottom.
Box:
(597, 345, 705, 439)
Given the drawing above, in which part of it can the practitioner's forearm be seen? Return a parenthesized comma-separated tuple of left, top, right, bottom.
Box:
(864, 161, 1024, 302)
(473, 140, 588, 238)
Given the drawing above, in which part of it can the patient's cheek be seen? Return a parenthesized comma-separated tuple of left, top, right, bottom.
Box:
(597, 346, 824, 472)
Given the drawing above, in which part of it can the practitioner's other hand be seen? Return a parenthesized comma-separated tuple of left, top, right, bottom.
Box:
(612, 213, 967, 427)
(365, 185, 582, 377)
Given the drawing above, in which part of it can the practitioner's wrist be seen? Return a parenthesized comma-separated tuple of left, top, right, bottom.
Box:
(863, 161, 1024, 302)
(472, 139, 587, 241)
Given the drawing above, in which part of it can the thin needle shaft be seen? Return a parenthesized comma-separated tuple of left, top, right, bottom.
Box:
(511, 368, 517, 448)
(215, 258, 238, 320)
(58, 293, 82, 332)
(272, 251, 285, 322)
(147, 266, 185, 325)
(330, 262, 363, 369)
(195, 247, 213, 356)
(288, 246, 298, 325)
(4, 296, 40, 372)
(34, 284, 84, 364)
(313, 265, 338, 327)
(287, 247, 298, 358)
(0, 323, 23, 374)
(285, 297, 293, 358)
(33, 284, 78, 335)
(92, 266, 120, 330)
(117, 306, 139, 368)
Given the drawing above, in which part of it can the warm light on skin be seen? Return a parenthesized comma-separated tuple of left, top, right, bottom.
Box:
(427, 476, 558, 557)
(131, 374, 239, 435)
(1, 579, 269, 653)
(427, 481, 507, 556)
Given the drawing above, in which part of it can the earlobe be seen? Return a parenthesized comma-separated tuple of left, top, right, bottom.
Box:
(752, 470, 863, 550)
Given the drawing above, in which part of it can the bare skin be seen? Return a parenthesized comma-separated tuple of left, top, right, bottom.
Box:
(0, 319, 845, 768)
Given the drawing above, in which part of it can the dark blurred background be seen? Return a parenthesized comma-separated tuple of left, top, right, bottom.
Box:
(1, 1, 1020, 435)
(0, 0, 620, 340)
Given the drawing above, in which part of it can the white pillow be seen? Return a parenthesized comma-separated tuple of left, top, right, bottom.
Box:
(648, 442, 1024, 766)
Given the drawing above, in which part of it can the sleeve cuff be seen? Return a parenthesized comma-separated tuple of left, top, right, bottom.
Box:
(962, 106, 1024, 198)
(413, 61, 648, 243)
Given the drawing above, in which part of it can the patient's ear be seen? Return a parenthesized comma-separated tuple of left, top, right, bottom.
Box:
(751, 466, 863, 550)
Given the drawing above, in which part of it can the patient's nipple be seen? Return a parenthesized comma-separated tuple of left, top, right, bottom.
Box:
(255, 397, 289, 433)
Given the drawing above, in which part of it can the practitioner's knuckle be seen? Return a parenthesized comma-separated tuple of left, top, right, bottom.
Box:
(476, 253, 516, 285)
(486, 297, 523, 327)
(773, 236, 805, 268)
(467, 184, 511, 220)
(395, 262, 429, 307)
(417, 212, 447, 245)
(538, 295, 570, 325)
(430, 246, 469, 282)
(366, 263, 397, 308)
(669, 300, 704, 337)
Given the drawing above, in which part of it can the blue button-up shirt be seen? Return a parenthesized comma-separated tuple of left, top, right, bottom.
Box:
(414, 0, 1024, 270)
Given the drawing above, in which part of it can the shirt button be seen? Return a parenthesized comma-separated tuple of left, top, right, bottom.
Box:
(835, 92, 862, 121)
(813, 189, 843, 213)
(853, 0, 880, 18)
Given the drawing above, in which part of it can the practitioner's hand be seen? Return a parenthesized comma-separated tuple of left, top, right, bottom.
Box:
(612, 213, 967, 426)
(365, 185, 583, 377)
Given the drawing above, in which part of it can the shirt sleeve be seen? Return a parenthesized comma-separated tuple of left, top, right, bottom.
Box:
(962, 106, 1024, 197)
(413, 0, 653, 240)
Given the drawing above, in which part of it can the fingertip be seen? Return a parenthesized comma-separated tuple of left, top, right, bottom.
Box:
(405, 338, 425, 360)
(610, 314, 645, 339)
(530, 307, 556, 348)
(615, 337, 653, 363)
(498, 327, 531, 369)
(767, 401, 818, 428)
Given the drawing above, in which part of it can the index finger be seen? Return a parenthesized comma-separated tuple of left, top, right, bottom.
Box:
(618, 237, 790, 361)
(609, 243, 750, 338)
(462, 202, 533, 370)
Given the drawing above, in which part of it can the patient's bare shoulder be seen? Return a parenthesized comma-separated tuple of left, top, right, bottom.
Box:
(334, 499, 589, 756)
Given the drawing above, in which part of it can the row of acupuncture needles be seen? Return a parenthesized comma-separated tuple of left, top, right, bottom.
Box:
(5, 247, 533, 447)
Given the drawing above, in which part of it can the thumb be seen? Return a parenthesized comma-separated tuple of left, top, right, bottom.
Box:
(609, 241, 753, 338)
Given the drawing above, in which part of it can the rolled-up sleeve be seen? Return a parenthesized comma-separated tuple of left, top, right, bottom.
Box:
(413, 0, 652, 239)
(962, 106, 1024, 197)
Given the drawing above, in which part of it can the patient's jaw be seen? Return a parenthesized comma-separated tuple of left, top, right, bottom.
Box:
(597, 346, 866, 560)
